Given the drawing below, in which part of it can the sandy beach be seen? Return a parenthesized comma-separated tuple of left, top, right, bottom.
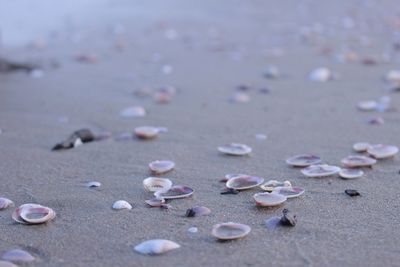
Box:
(1, 0, 400, 266)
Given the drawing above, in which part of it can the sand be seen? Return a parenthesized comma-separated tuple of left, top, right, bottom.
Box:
(0, 0, 400, 266)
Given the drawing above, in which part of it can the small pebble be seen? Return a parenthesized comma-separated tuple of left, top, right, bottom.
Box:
(345, 189, 360, 197)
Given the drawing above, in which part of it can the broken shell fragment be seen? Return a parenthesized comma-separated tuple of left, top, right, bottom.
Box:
(260, 180, 292, 192)
(145, 197, 165, 207)
(280, 209, 297, 227)
(12, 204, 56, 224)
(134, 239, 180, 255)
(86, 181, 101, 188)
(119, 106, 146, 118)
(308, 67, 332, 82)
(112, 200, 132, 210)
(367, 144, 399, 159)
(301, 164, 341, 177)
(212, 222, 251, 240)
(143, 177, 173, 192)
(148, 160, 175, 174)
(286, 154, 321, 167)
(155, 185, 194, 199)
(0, 198, 13, 210)
(341, 155, 377, 167)
(353, 142, 370, 152)
(2, 249, 35, 263)
(273, 187, 305, 199)
(253, 192, 287, 206)
(339, 168, 364, 179)
(185, 206, 211, 217)
(345, 189, 360, 197)
(134, 126, 161, 139)
(226, 175, 264, 190)
(218, 143, 252, 156)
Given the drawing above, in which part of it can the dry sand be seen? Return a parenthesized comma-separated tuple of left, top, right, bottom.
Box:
(0, 0, 400, 266)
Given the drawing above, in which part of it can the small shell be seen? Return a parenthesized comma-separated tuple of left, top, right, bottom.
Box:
(148, 160, 175, 174)
(145, 197, 165, 207)
(339, 168, 364, 179)
(226, 175, 264, 190)
(273, 187, 305, 199)
(218, 143, 252, 156)
(119, 106, 146, 118)
(357, 100, 377, 111)
(286, 154, 321, 167)
(155, 185, 194, 200)
(112, 200, 132, 210)
(212, 222, 251, 240)
(0, 260, 19, 267)
(143, 177, 173, 192)
(384, 70, 400, 83)
(367, 144, 399, 159)
(86, 181, 101, 188)
(341, 155, 377, 167)
(134, 239, 180, 255)
(12, 204, 56, 224)
(188, 227, 198, 233)
(134, 126, 160, 139)
(353, 142, 370, 152)
(185, 206, 211, 217)
(301, 164, 341, 177)
(260, 180, 292, 192)
(253, 192, 287, 206)
(0, 198, 13, 210)
(2, 249, 35, 263)
(308, 67, 332, 82)
(230, 92, 250, 103)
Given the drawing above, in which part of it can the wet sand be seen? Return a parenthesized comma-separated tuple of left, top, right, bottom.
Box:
(1, 0, 400, 266)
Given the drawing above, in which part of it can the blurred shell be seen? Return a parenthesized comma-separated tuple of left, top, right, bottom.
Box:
(134, 239, 180, 255)
(155, 185, 194, 199)
(260, 180, 292, 192)
(286, 154, 321, 167)
(273, 187, 305, 199)
(353, 142, 370, 152)
(86, 181, 101, 188)
(0, 260, 19, 267)
(148, 160, 175, 174)
(265, 216, 281, 230)
(119, 106, 146, 118)
(12, 204, 56, 224)
(0, 198, 13, 210)
(145, 197, 165, 207)
(185, 206, 211, 217)
(112, 200, 132, 210)
(253, 192, 287, 206)
(357, 101, 377, 111)
(301, 164, 341, 177)
(218, 143, 252, 156)
(143, 177, 172, 192)
(226, 175, 264, 190)
(134, 126, 160, 139)
(339, 168, 364, 179)
(230, 92, 250, 103)
(341, 155, 377, 167)
(309, 67, 332, 82)
(384, 70, 400, 83)
(367, 144, 399, 159)
(263, 65, 280, 79)
(2, 249, 35, 263)
(212, 222, 251, 240)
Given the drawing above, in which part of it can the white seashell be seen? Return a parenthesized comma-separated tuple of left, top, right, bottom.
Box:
(339, 168, 364, 179)
(367, 144, 399, 159)
(134, 239, 180, 255)
(143, 177, 173, 192)
(2, 249, 35, 263)
(73, 138, 83, 147)
(154, 185, 194, 200)
(119, 106, 146, 118)
(253, 192, 287, 206)
(148, 160, 175, 174)
(0, 260, 19, 267)
(0, 198, 13, 210)
(301, 164, 341, 177)
(134, 126, 160, 139)
(286, 154, 321, 167)
(357, 101, 378, 111)
(272, 187, 305, 199)
(309, 67, 332, 82)
(226, 175, 264, 190)
(218, 143, 252, 156)
(353, 142, 370, 152)
(12, 204, 56, 224)
(212, 222, 251, 240)
(341, 155, 377, 167)
(86, 181, 101, 188)
(112, 200, 132, 210)
(260, 180, 292, 192)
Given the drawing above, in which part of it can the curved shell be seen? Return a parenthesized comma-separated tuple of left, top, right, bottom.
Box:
(353, 142, 370, 152)
(341, 155, 377, 167)
(86, 181, 101, 188)
(212, 222, 251, 240)
(301, 164, 341, 177)
(218, 143, 252, 156)
(2, 249, 35, 263)
(134, 126, 160, 139)
(112, 200, 132, 210)
(148, 160, 175, 174)
(226, 175, 264, 190)
(253, 192, 287, 206)
(12, 204, 56, 225)
(134, 239, 180, 255)
(154, 185, 194, 200)
(0, 198, 13, 210)
(286, 154, 321, 167)
(339, 168, 364, 179)
(259, 180, 292, 192)
(272, 187, 305, 199)
(367, 144, 399, 159)
(143, 177, 173, 192)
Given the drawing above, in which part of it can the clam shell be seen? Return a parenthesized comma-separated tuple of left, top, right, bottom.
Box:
(341, 155, 377, 167)
(212, 222, 251, 240)
(218, 143, 252, 156)
(226, 175, 264, 190)
(0, 198, 13, 210)
(273, 187, 305, 199)
(155, 185, 194, 199)
(339, 168, 364, 179)
(134, 126, 160, 139)
(253, 192, 287, 206)
(286, 154, 321, 167)
(12, 204, 56, 224)
(112, 200, 132, 210)
(148, 160, 175, 174)
(2, 249, 35, 263)
(143, 177, 173, 192)
(259, 180, 292, 192)
(0, 260, 19, 267)
(119, 106, 146, 118)
(301, 164, 341, 177)
(357, 101, 377, 111)
(367, 144, 399, 159)
(308, 67, 332, 82)
(145, 197, 165, 207)
(134, 239, 180, 255)
(353, 142, 370, 152)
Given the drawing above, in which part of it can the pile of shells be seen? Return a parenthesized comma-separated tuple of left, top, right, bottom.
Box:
(12, 204, 56, 225)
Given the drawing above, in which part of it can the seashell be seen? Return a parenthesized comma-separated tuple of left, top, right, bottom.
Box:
(308, 67, 332, 82)
(273, 187, 305, 199)
(286, 154, 321, 167)
(86, 181, 101, 188)
(357, 100, 378, 111)
(345, 189, 360, 197)
(148, 160, 175, 174)
(155, 185, 194, 200)
(134, 126, 160, 139)
(301, 164, 341, 177)
(0, 260, 19, 267)
(188, 227, 198, 233)
(0, 198, 13, 210)
(384, 70, 400, 83)
(339, 168, 364, 179)
(73, 138, 83, 147)
(259, 180, 292, 192)
(145, 197, 165, 207)
(226, 175, 264, 190)
(134, 239, 180, 255)
(280, 209, 297, 227)
(265, 216, 281, 230)
(2, 249, 35, 263)
(263, 65, 280, 79)
(341, 155, 377, 167)
(143, 177, 172, 192)
(218, 143, 252, 156)
(119, 106, 146, 118)
(212, 222, 251, 240)
(220, 173, 247, 182)
(367, 144, 399, 159)
(253, 192, 287, 206)
(12, 204, 56, 224)
(112, 200, 132, 210)
(230, 92, 250, 103)
(220, 188, 239, 195)
(185, 206, 211, 217)
(353, 142, 370, 152)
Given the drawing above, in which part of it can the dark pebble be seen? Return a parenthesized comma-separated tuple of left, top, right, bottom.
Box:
(345, 189, 360, 197)
(185, 208, 196, 217)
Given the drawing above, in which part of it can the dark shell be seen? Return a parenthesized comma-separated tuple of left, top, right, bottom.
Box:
(52, 129, 95, 150)
(280, 209, 297, 227)
(220, 188, 239, 195)
(345, 189, 360, 197)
